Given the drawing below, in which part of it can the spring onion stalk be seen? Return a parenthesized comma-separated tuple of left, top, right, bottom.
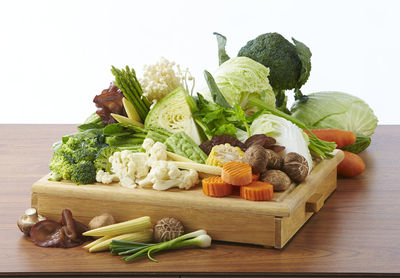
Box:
(248, 96, 336, 159)
(109, 230, 212, 263)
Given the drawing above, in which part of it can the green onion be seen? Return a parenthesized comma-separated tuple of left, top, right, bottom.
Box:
(109, 230, 212, 263)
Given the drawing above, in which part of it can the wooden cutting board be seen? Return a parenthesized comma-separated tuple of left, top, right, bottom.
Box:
(31, 150, 344, 248)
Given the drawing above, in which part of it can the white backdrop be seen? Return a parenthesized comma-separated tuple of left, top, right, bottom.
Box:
(1, 0, 399, 124)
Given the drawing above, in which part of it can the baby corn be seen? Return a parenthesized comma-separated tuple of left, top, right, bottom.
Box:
(83, 216, 151, 237)
(89, 230, 153, 253)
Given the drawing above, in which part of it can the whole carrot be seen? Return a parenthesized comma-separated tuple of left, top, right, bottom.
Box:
(337, 150, 365, 177)
(305, 129, 356, 149)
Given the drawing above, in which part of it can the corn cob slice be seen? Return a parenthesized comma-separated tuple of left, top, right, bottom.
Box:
(206, 144, 244, 167)
(83, 216, 151, 237)
(89, 229, 153, 253)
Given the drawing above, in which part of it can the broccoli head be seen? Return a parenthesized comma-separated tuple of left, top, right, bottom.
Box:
(237, 33, 312, 107)
(49, 152, 73, 181)
(70, 161, 97, 185)
(49, 133, 107, 184)
(94, 146, 119, 172)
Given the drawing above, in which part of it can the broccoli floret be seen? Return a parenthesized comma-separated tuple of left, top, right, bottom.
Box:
(49, 133, 107, 184)
(70, 161, 97, 185)
(237, 33, 312, 108)
(94, 146, 119, 172)
(49, 152, 73, 181)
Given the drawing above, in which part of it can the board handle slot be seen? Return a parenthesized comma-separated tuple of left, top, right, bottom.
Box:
(306, 193, 324, 213)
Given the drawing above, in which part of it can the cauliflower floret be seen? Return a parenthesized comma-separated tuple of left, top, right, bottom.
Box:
(140, 57, 195, 103)
(96, 169, 118, 184)
(105, 151, 149, 189)
(138, 161, 199, 191)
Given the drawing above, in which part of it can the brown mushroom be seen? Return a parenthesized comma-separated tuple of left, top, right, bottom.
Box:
(88, 213, 116, 230)
(153, 217, 185, 242)
(265, 149, 283, 170)
(17, 208, 46, 236)
(282, 152, 309, 183)
(242, 144, 268, 174)
(261, 170, 292, 191)
(244, 134, 276, 149)
(29, 209, 88, 248)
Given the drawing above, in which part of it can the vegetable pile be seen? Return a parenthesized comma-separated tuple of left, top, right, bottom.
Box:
(48, 31, 378, 196)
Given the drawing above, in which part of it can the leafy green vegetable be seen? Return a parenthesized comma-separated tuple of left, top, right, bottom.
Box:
(250, 113, 313, 172)
(111, 65, 151, 122)
(291, 91, 378, 137)
(145, 87, 202, 144)
(213, 32, 230, 65)
(164, 132, 208, 163)
(234, 104, 250, 137)
(341, 133, 371, 154)
(203, 70, 231, 109)
(193, 94, 247, 140)
(202, 57, 275, 114)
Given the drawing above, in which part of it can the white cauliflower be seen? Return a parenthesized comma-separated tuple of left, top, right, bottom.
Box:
(96, 151, 149, 189)
(96, 138, 199, 191)
(96, 170, 118, 184)
(138, 160, 198, 191)
(142, 138, 167, 166)
(140, 57, 195, 103)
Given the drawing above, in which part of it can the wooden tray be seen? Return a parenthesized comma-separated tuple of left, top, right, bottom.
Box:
(31, 150, 344, 249)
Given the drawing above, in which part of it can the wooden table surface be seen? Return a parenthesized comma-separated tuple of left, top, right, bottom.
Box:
(1, 124, 399, 276)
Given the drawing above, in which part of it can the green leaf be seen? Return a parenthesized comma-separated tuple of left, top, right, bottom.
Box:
(213, 32, 230, 65)
(292, 37, 312, 88)
(341, 134, 371, 153)
(203, 70, 231, 109)
(234, 104, 250, 137)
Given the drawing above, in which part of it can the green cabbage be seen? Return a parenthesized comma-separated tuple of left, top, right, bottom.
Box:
(203, 57, 275, 113)
(291, 92, 378, 137)
(250, 113, 313, 172)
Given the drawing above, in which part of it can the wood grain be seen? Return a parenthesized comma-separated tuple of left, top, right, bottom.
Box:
(1, 124, 400, 275)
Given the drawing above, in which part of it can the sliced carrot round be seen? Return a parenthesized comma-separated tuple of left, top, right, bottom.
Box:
(240, 181, 274, 201)
(221, 161, 252, 186)
(202, 176, 232, 197)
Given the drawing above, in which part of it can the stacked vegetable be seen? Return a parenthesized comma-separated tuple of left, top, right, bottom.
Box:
(49, 31, 377, 192)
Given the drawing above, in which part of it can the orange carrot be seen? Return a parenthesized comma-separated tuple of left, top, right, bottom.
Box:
(252, 173, 260, 182)
(240, 181, 274, 201)
(221, 161, 252, 186)
(337, 150, 365, 177)
(202, 176, 232, 197)
(305, 129, 356, 149)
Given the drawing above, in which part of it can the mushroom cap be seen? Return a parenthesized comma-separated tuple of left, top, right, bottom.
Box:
(242, 144, 268, 174)
(282, 152, 309, 183)
(153, 217, 185, 242)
